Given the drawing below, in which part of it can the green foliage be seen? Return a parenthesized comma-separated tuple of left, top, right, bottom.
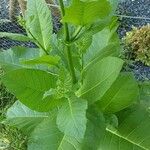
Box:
(0, 76, 27, 150)
(0, 32, 32, 42)
(0, 0, 150, 149)
(99, 105, 150, 150)
(2, 69, 58, 112)
(123, 24, 150, 66)
(26, 0, 53, 54)
(96, 72, 139, 113)
(63, 0, 111, 26)
(78, 57, 124, 104)
(56, 95, 87, 141)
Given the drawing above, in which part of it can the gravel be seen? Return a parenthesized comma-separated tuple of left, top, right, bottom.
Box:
(0, 0, 9, 19)
(117, 0, 150, 37)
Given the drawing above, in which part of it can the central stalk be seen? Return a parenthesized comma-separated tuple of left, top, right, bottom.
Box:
(58, 0, 77, 84)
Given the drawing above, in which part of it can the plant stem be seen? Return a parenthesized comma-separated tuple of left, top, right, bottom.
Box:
(58, 0, 76, 83)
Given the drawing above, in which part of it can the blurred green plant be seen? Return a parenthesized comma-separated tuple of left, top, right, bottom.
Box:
(0, 70, 27, 150)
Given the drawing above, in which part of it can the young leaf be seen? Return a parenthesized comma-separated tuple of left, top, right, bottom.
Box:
(1, 69, 58, 112)
(57, 95, 87, 141)
(96, 73, 139, 113)
(0, 32, 32, 42)
(99, 106, 150, 150)
(21, 55, 60, 66)
(26, 0, 52, 52)
(0, 47, 39, 72)
(4, 101, 49, 135)
(82, 107, 106, 150)
(78, 57, 124, 104)
(63, 0, 111, 26)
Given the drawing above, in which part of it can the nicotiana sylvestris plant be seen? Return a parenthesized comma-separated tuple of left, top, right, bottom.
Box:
(0, 0, 150, 149)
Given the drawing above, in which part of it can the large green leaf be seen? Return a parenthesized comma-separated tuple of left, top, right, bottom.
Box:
(4, 101, 81, 150)
(82, 107, 106, 150)
(26, 0, 52, 52)
(63, 0, 111, 26)
(4, 101, 48, 135)
(0, 47, 40, 72)
(0, 32, 32, 42)
(28, 116, 81, 150)
(78, 57, 124, 104)
(83, 44, 120, 74)
(84, 26, 119, 65)
(96, 73, 139, 113)
(1, 69, 59, 112)
(57, 96, 87, 141)
(99, 106, 150, 150)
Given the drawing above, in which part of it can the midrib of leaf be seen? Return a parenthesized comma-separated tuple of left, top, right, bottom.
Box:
(80, 69, 118, 97)
(57, 135, 78, 150)
(83, 47, 115, 72)
(106, 128, 149, 150)
(67, 98, 80, 137)
(57, 135, 65, 150)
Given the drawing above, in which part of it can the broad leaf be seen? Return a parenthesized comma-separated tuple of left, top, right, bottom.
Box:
(83, 44, 120, 73)
(0, 32, 32, 42)
(63, 0, 111, 26)
(82, 107, 105, 150)
(1, 69, 58, 112)
(4, 101, 81, 150)
(99, 106, 150, 150)
(21, 55, 60, 66)
(78, 57, 124, 104)
(26, 0, 52, 51)
(57, 95, 87, 141)
(0, 47, 40, 72)
(28, 117, 81, 150)
(84, 26, 120, 70)
(4, 101, 48, 135)
(96, 73, 139, 113)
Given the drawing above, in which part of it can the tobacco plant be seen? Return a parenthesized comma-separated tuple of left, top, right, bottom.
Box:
(0, 0, 150, 149)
